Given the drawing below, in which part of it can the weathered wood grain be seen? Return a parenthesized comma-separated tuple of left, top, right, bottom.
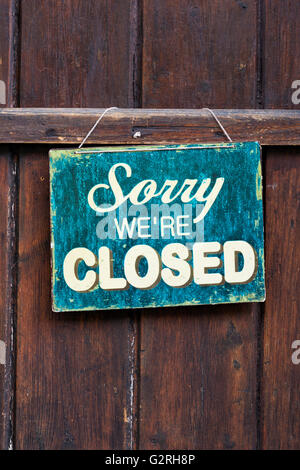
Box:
(0, 148, 10, 449)
(140, 305, 258, 449)
(16, 148, 133, 450)
(0, 0, 20, 108)
(20, 0, 133, 107)
(261, 2, 300, 449)
(0, 0, 19, 450)
(0, 0, 9, 107)
(262, 147, 300, 449)
(0, 151, 7, 447)
(142, 0, 258, 108)
(15, 0, 137, 450)
(264, 1, 300, 108)
(0, 108, 299, 145)
(0, 0, 10, 448)
(139, 0, 261, 449)
(0, 148, 17, 451)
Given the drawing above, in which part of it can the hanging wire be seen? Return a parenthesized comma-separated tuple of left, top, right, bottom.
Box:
(78, 106, 119, 148)
(77, 106, 233, 149)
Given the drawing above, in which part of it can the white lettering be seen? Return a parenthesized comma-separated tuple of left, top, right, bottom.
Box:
(193, 242, 223, 286)
(161, 243, 192, 287)
(124, 245, 161, 289)
(88, 163, 223, 223)
(62, 241, 258, 292)
(98, 247, 127, 290)
(63, 248, 98, 292)
(224, 240, 257, 284)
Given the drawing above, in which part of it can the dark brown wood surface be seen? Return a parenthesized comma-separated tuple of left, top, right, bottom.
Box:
(0, 0, 9, 107)
(20, 0, 133, 108)
(0, 0, 299, 450)
(140, 306, 258, 449)
(0, 0, 19, 450)
(16, 148, 132, 449)
(0, 0, 19, 108)
(15, 0, 138, 450)
(262, 147, 300, 449)
(261, 0, 300, 449)
(0, 147, 13, 450)
(0, 108, 299, 145)
(0, 152, 7, 447)
(142, 0, 258, 108)
(264, 1, 300, 108)
(0, 0, 10, 447)
(140, 0, 261, 449)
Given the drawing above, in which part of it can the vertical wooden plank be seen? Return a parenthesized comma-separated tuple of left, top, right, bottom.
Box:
(142, 0, 258, 108)
(262, 1, 300, 449)
(0, 148, 17, 451)
(20, 0, 132, 107)
(16, 1, 137, 449)
(262, 148, 300, 449)
(140, 0, 260, 449)
(141, 307, 258, 449)
(17, 148, 130, 449)
(0, 0, 10, 447)
(0, 0, 20, 108)
(0, 148, 10, 449)
(0, 0, 20, 449)
(264, 1, 300, 108)
(0, 151, 6, 447)
(0, 0, 9, 107)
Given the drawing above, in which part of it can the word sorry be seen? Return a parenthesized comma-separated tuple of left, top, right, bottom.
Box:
(96, 202, 204, 241)
(63, 241, 257, 292)
(88, 163, 224, 223)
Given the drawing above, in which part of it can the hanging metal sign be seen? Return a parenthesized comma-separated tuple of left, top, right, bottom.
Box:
(49, 142, 265, 311)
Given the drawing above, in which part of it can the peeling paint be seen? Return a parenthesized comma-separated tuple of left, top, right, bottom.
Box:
(50, 142, 265, 311)
(256, 159, 263, 201)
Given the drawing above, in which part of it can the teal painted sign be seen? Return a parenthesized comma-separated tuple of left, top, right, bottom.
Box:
(49, 142, 265, 312)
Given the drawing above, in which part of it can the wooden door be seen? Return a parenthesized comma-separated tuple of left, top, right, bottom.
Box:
(0, 0, 299, 450)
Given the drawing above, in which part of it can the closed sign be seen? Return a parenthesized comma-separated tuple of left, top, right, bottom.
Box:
(49, 142, 265, 311)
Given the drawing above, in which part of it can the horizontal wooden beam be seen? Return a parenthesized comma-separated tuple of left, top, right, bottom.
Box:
(0, 108, 299, 145)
